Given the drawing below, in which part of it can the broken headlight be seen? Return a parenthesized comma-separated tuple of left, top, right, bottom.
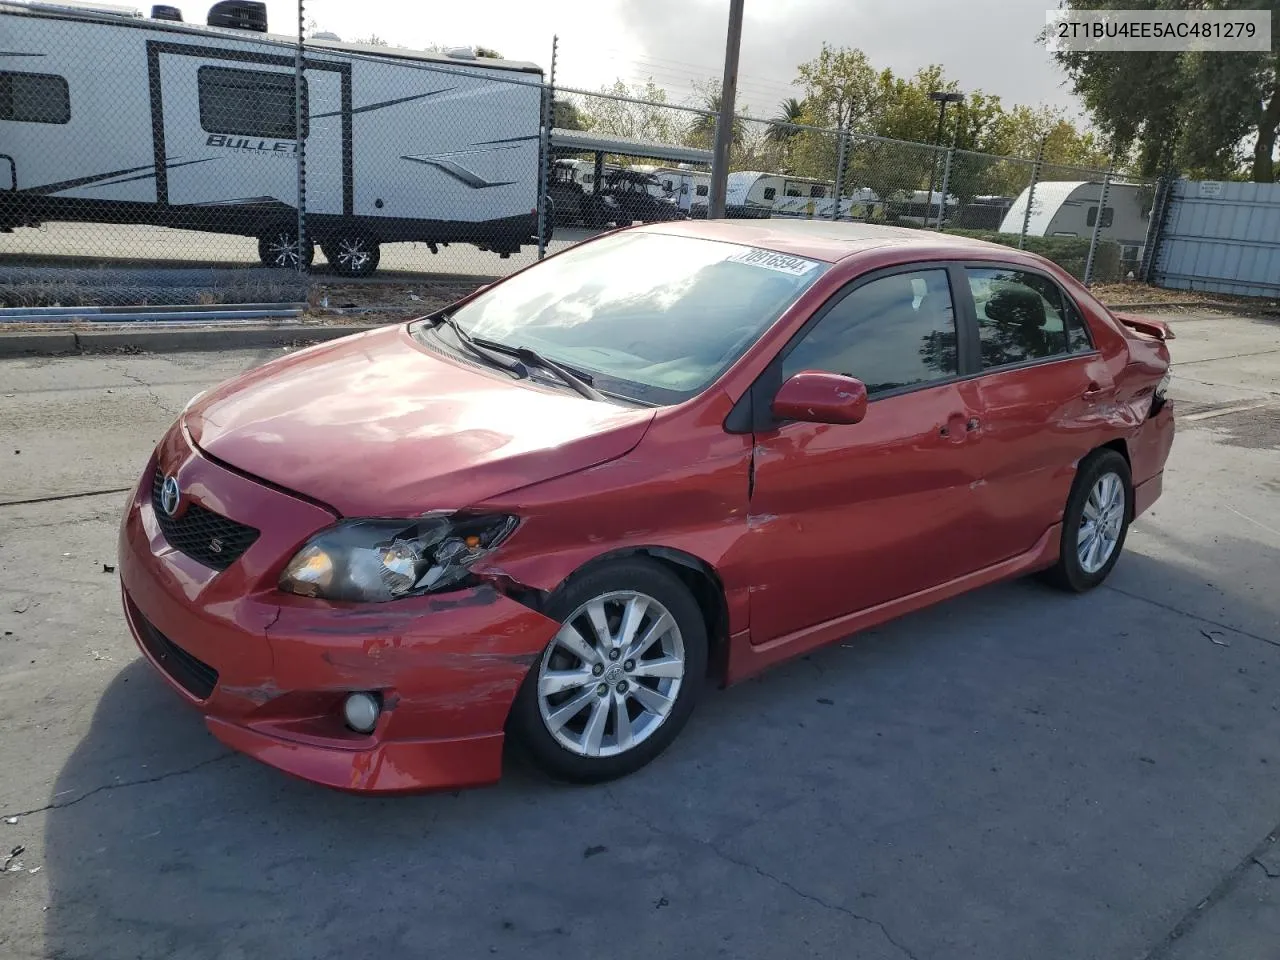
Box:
(279, 514, 518, 603)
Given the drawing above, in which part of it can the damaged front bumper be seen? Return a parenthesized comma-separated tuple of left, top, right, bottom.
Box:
(118, 436, 561, 794)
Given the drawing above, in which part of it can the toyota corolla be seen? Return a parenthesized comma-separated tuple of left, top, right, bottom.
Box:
(118, 220, 1175, 792)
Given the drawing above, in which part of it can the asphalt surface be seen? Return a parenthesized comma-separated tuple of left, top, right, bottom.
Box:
(2, 310, 1279, 960)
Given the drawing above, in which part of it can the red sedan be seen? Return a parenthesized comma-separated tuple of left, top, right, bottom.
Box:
(118, 221, 1175, 792)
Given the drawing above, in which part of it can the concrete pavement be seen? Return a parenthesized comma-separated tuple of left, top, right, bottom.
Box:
(1, 311, 1278, 959)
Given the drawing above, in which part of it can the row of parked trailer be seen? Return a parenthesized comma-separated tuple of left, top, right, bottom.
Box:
(553, 160, 1153, 262)
(552, 160, 883, 223)
(1, 0, 1154, 276)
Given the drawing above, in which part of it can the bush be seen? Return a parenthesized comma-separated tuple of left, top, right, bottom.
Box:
(938, 228, 1121, 282)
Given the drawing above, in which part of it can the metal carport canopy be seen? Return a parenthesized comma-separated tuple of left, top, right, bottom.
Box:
(549, 128, 712, 165)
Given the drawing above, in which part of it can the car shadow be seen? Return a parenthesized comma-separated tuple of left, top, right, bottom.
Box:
(37, 530, 1280, 960)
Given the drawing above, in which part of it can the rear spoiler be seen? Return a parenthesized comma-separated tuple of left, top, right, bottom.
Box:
(1112, 311, 1175, 341)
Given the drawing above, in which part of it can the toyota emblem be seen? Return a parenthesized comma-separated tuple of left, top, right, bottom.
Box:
(160, 475, 181, 517)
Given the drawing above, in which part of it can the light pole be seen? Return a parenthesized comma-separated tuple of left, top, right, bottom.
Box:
(926, 90, 962, 223)
(707, 0, 745, 220)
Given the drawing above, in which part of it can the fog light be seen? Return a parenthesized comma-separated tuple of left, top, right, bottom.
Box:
(343, 692, 381, 734)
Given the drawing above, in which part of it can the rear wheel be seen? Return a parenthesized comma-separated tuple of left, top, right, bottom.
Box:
(322, 236, 380, 277)
(508, 558, 707, 783)
(1042, 448, 1133, 592)
(257, 230, 314, 269)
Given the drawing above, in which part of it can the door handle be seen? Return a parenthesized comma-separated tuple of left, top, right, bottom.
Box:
(1083, 382, 1105, 400)
(940, 412, 972, 440)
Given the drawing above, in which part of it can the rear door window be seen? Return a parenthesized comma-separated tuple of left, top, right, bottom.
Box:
(965, 267, 1080, 369)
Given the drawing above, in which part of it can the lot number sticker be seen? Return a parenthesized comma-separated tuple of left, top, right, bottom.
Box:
(726, 248, 821, 277)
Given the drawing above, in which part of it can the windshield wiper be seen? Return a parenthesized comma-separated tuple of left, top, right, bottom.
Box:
(427, 313, 605, 402)
(430, 314, 530, 379)
(471, 336, 607, 402)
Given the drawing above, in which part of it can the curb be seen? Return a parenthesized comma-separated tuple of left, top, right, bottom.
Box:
(0, 323, 384, 358)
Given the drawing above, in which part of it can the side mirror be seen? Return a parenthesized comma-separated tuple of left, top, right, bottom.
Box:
(771, 371, 868, 425)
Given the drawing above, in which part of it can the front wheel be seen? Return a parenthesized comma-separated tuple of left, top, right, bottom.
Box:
(1042, 448, 1133, 592)
(508, 558, 707, 783)
(322, 236, 380, 277)
(258, 230, 314, 269)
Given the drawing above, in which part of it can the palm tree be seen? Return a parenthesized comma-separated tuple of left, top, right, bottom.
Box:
(767, 97, 806, 143)
(686, 88, 743, 150)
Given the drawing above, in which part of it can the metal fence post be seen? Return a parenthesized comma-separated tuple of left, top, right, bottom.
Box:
(1138, 172, 1173, 283)
(1018, 137, 1045, 250)
(536, 35, 557, 260)
(1083, 151, 1116, 286)
(830, 127, 847, 222)
(935, 147, 954, 230)
(294, 0, 307, 274)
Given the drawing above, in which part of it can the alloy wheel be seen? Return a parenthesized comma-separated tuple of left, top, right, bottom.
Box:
(1077, 471, 1126, 574)
(332, 237, 373, 274)
(536, 590, 686, 758)
(262, 232, 307, 269)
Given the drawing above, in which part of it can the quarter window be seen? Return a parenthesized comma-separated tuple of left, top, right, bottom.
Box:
(782, 269, 958, 395)
(966, 267, 1083, 368)
(198, 66, 306, 140)
(763, 187, 776, 201)
(0, 71, 70, 124)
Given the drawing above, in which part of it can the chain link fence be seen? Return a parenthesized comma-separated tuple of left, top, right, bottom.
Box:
(0, 0, 1152, 311)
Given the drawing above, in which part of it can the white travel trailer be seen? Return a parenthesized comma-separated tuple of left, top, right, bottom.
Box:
(885, 189, 958, 227)
(723, 171, 879, 220)
(0, 0, 545, 274)
(647, 167, 709, 215)
(998, 181, 1151, 261)
(555, 158, 625, 192)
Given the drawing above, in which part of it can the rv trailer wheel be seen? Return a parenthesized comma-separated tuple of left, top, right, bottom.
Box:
(323, 237, 381, 277)
(257, 232, 315, 269)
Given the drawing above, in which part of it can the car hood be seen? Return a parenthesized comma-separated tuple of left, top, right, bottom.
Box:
(185, 324, 656, 517)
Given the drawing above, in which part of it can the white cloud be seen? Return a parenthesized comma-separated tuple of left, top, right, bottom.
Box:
(255, 0, 1080, 118)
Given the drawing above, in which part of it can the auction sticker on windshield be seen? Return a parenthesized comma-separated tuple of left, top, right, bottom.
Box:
(725, 247, 822, 277)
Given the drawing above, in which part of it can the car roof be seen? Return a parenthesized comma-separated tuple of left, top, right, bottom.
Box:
(634, 218, 1038, 267)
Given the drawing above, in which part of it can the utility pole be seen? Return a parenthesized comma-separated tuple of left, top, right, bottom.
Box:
(707, 0, 744, 220)
(925, 90, 962, 228)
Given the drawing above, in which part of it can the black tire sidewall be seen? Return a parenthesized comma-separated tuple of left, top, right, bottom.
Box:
(323, 239, 380, 277)
(258, 233, 314, 268)
(508, 558, 708, 784)
(1058, 450, 1133, 591)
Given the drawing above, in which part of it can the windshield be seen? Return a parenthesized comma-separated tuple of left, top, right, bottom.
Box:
(445, 232, 828, 404)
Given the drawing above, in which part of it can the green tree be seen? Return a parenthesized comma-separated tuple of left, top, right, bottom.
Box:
(580, 79, 681, 144)
(767, 97, 807, 143)
(552, 99, 589, 131)
(788, 44, 1109, 202)
(684, 81, 745, 151)
(475, 46, 503, 59)
(1053, 0, 1280, 182)
(795, 44, 882, 131)
(997, 105, 1112, 168)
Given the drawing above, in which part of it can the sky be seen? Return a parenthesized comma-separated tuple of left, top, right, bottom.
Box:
(254, 0, 1083, 121)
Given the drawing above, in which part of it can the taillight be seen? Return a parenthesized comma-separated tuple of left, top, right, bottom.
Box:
(1150, 372, 1171, 417)
(1155, 371, 1170, 400)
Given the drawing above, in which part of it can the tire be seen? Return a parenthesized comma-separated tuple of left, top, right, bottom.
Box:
(322, 236, 380, 277)
(258, 231, 314, 269)
(1042, 448, 1133, 593)
(508, 558, 708, 784)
